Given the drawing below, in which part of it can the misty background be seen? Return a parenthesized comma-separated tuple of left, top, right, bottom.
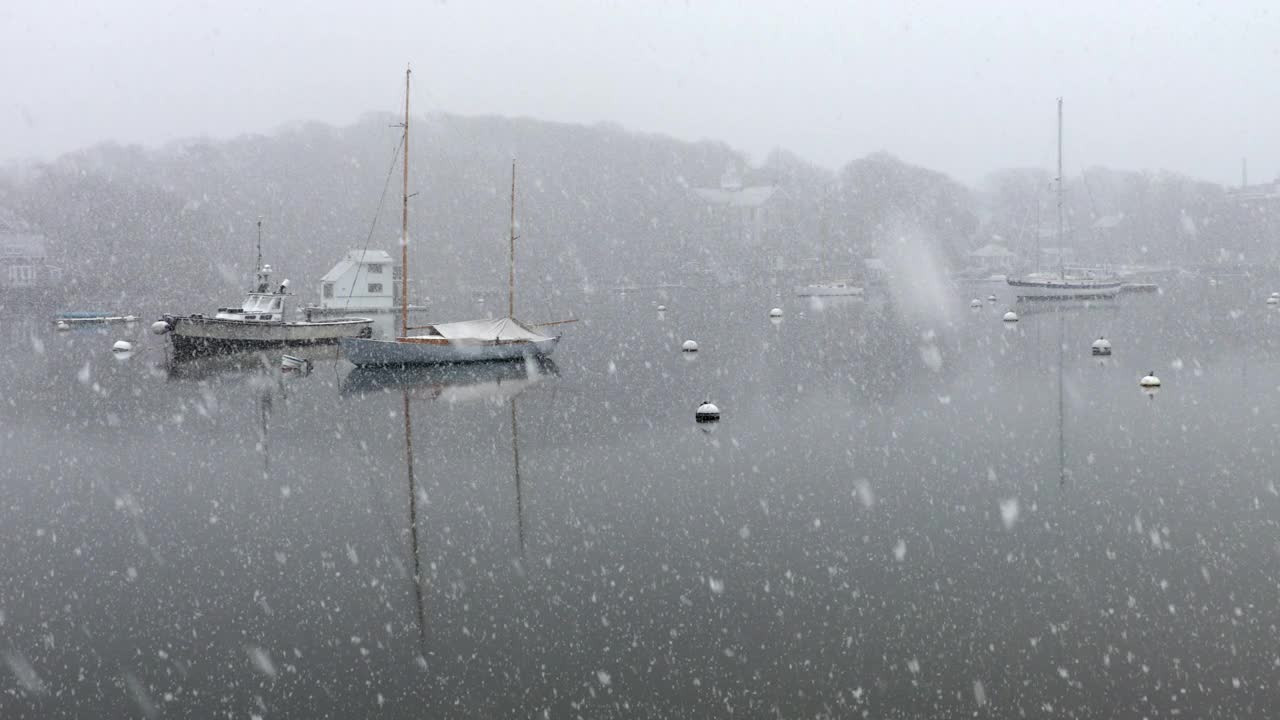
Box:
(2, 1, 1278, 308)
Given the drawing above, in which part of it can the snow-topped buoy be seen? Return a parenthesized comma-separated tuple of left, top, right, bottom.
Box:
(769, 308, 783, 318)
(1268, 295, 1279, 305)
(1139, 371, 1161, 387)
(695, 401, 720, 422)
(682, 340, 698, 353)
(1271, 292, 1279, 298)
(112, 340, 134, 353)
(1091, 337, 1112, 356)
(657, 305, 667, 312)
(55, 321, 71, 332)
(1002, 311, 1019, 322)
(970, 299, 982, 308)
(151, 321, 171, 335)
(987, 295, 998, 302)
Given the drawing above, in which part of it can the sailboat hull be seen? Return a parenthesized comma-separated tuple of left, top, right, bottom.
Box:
(1007, 278, 1123, 301)
(340, 335, 559, 366)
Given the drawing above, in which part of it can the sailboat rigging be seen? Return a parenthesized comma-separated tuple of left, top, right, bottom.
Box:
(1007, 98, 1122, 301)
(341, 67, 560, 366)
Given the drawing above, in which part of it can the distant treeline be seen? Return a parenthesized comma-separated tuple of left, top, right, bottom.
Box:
(0, 113, 1273, 307)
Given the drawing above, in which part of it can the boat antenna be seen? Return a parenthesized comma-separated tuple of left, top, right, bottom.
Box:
(400, 66, 411, 338)
(256, 218, 263, 274)
(1056, 97, 1065, 281)
(509, 158, 518, 319)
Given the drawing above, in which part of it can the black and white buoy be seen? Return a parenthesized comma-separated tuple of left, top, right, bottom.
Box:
(112, 340, 134, 353)
(987, 295, 998, 302)
(1002, 311, 1019, 323)
(150, 321, 171, 335)
(55, 320, 71, 332)
(1139, 371, 1161, 388)
(970, 298, 982, 308)
(657, 304, 667, 312)
(695, 401, 721, 422)
(682, 340, 699, 353)
(1091, 337, 1112, 356)
(769, 308, 783, 319)
(1269, 292, 1279, 305)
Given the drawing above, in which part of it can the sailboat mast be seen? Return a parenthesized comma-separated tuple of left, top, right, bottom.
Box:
(1056, 97, 1064, 281)
(401, 67, 411, 338)
(509, 159, 517, 319)
(255, 219, 263, 274)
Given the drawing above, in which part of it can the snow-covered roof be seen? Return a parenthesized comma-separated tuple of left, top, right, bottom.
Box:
(693, 185, 778, 208)
(968, 243, 1016, 258)
(321, 249, 394, 282)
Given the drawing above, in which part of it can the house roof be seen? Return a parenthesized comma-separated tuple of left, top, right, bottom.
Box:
(693, 185, 778, 208)
(0, 234, 45, 257)
(321, 249, 393, 282)
(968, 243, 1016, 259)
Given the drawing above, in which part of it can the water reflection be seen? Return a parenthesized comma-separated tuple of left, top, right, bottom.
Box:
(341, 357, 557, 401)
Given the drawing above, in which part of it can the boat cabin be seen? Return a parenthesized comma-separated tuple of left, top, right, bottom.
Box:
(319, 250, 398, 310)
(214, 265, 291, 322)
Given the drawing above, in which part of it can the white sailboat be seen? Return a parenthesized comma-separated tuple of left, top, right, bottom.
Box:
(341, 68, 560, 367)
(1008, 99, 1122, 301)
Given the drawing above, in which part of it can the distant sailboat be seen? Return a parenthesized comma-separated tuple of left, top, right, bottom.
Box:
(1008, 99, 1122, 301)
(341, 68, 560, 366)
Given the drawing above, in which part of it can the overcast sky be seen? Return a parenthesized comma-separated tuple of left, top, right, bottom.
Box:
(1, 1, 1276, 185)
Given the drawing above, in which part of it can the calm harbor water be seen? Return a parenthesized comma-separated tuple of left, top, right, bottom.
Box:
(3, 279, 1280, 718)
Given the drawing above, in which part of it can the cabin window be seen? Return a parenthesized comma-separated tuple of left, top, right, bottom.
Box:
(271, 298, 282, 310)
(367, 264, 383, 274)
(368, 283, 383, 294)
(323, 283, 334, 299)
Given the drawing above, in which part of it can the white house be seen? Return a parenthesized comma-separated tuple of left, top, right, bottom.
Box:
(0, 209, 61, 290)
(319, 250, 397, 310)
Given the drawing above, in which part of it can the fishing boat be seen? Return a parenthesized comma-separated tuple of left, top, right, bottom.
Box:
(154, 222, 373, 357)
(341, 68, 562, 367)
(1008, 99, 1122, 301)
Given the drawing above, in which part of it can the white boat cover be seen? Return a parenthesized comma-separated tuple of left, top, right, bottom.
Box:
(411, 317, 552, 345)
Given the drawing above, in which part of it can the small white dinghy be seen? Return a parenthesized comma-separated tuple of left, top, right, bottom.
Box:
(281, 354, 312, 373)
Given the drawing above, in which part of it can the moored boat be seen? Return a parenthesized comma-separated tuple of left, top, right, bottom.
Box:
(793, 280, 864, 297)
(154, 224, 372, 358)
(340, 68, 563, 367)
(1007, 98, 1121, 302)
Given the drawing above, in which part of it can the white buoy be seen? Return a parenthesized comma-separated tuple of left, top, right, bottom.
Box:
(987, 295, 997, 302)
(150, 321, 171, 335)
(1139, 371, 1161, 387)
(55, 321, 71, 331)
(970, 298, 982, 308)
(696, 401, 720, 422)
(769, 308, 783, 318)
(681, 340, 698, 353)
(112, 340, 134, 353)
(657, 305, 667, 312)
(1002, 311, 1019, 322)
(1091, 337, 1112, 356)
(1271, 292, 1280, 298)
(1268, 296, 1279, 305)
